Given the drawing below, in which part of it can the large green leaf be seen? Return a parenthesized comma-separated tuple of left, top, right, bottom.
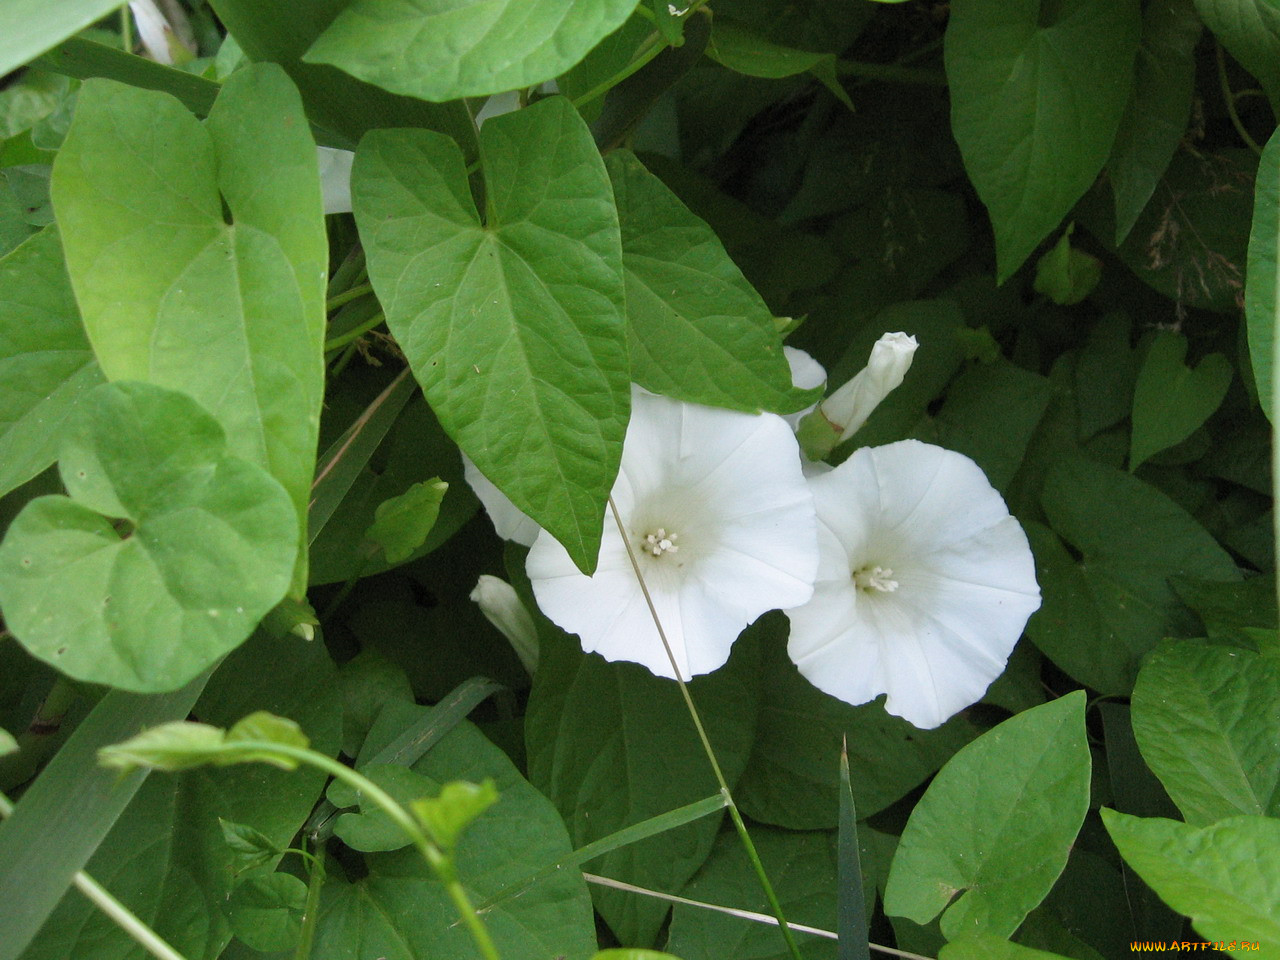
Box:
(1102, 810, 1280, 954)
(944, 0, 1140, 279)
(0, 382, 297, 692)
(1026, 458, 1240, 694)
(316, 699, 596, 960)
(883, 693, 1090, 940)
(667, 828, 837, 960)
(525, 630, 762, 945)
(0, 227, 102, 500)
(1107, 0, 1201, 244)
(736, 626, 976, 831)
(1131, 640, 1280, 824)
(1194, 0, 1280, 114)
(1129, 331, 1231, 470)
(606, 150, 803, 414)
(0, 0, 123, 78)
(208, 0, 475, 149)
(51, 64, 327, 595)
(19, 630, 340, 960)
(305, 0, 639, 102)
(1246, 126, 1280, 422)
(353, 96, 629, 573)
(941, 938, 1075, 960)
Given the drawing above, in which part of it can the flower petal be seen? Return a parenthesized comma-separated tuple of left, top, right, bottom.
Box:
(463, 455, 541, 547)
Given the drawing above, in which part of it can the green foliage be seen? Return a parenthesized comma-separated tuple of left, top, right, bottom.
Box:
(366, 477, 448, 564)
(1130, 331, 1232, 469)
(1247, 125, 1280, 420)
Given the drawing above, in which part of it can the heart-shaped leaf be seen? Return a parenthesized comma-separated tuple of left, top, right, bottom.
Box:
(1130, 331, 1231, 469)
(0, 381, 297, 692)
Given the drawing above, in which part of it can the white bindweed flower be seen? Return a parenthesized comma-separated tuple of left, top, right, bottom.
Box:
(785, 440, 1041, 729)
(782, 346, 827, 430)
(463, 455, 541, 547)
(470, 575, 539, 675)
(527, 388, 819, 679)
(317, 147, 355, 215)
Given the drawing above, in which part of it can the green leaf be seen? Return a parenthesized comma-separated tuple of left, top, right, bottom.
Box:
(0, 381, 297, 692)
(667, 828, 837, 960)
(838, 744, 870, 960)
(19, 629, 339, 960)
(1131, 640, 1280, 824)
(0, 227, 103, 500)
(0, 0, 125, 78)
(1130, 331, 1231, 469)
(410, 778, 500, 851)
(606, 150, 805, 414)
(227, 711, 310, 754)
(0, 729, 15, 757)
(705, 20, 853, 109)
(1107, 0, 1201, 244)
(316, 701, 596, 960)
(1033, 225, 1102, 306)
(219, 818, 284, 875)
(51, 65, 328, 595)
(98, 722, 231, 774)
(883, 693, 1091, 940)
(1194, 0, 1280, 114)
(354, 96, 629, 573)
(941, 937, 1076, 960)
(1026, 459, 1240, 694)
(305, 0, 639, 101)
(0, 673, 210, 960)
(1246, 125, 1280, 422)
(592, 952, 686, 960)
(1171, 575, 1279, 645)
(1102, 810, 1280, 952)
(330, 763, 440, 853)
(366, 478, 448, 564)
(35, 38, 220, 119)
(525, 629, 762, 945)
(208, 0, 476, 149)
(737, 627, 976, 830)
(338, 648, 415, 757)
(227, 873, 308, 953)
(944, 0, 1140, 279)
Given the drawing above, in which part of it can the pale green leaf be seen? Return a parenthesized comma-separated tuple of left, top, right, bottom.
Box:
(410, 778, 499, 851)
(1130, 331, 1231, 469)
(305, 0, 639, 101)
(98, 722, 229, 774)
(0, 382, 297, 692)
(1131, 640, 1280, 824)
(884, 693, 1090, 940)
(1246, 125, 1280, 422)
(0, 227, 103, 499)
(0, 728, 17, 757)
(1102, 810, 1280, 954)
(366, 478, 448, 564)
(353, 96, 629, 573)
(50, 64, 327, 594)
(0, 0, 125, 77)
(606, 150, 805, 414)
(944, 0, 1141, 279)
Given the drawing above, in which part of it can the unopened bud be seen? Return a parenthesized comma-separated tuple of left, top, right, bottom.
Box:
(797, 332, 918, 460)
(470, 575, 538, 675)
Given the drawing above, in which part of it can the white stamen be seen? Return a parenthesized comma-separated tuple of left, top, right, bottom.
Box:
(853, 564, 898, 593)
(642, 527, 680, 557)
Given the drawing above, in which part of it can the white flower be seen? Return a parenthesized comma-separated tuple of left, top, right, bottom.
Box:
(798, 332, 917, 459)
(470, 575, 539, 674)
(527, 388, 818, 679)
(782, 346, 827, 430)
(785, 440, 1040, 729)
(317, 147, 355, 215)
(463, 456, 541, 547)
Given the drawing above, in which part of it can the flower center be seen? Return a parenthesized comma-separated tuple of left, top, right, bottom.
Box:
(641, 527, 680, 558)
(853, 564, 898, 593)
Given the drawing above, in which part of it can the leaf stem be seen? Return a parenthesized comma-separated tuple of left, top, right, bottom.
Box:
(0, 791, 191, 960)
(1216, 42, 1264, 156)
(324, 312, 386, 354)
(291, 840, 325, 960)
(607, 496, 805, 960)
(326, 282, 374, 313)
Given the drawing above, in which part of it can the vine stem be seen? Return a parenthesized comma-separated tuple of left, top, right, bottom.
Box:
(324, 311, 386, 354)
(325, 282, 374, 313)
(606, 496, 806, 960)
(0, 791, 190, 960)
(1216, 42, 1264, 156)
(224, 743, 501, 960)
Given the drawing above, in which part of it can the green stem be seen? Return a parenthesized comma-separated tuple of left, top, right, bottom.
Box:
(326, 282, 374, 313)
(606, 497, 805, 960)
(1217, 42, 1264, 156)
(291, 842, 325, 960)
(120, 4, 133, 54)
(324, 312, 386, 354)
(227, 744, 502, 960)
(0, 791, 191, 960)
(571, 32, 666, 109)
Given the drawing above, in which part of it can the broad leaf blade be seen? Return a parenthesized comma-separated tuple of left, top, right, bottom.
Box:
(1131, 640, 1280, 824)
(1246, 126, 1280, 422)
(0, 227, 102, 499)
(884, 692, 1091, 940)
(1194, 0, 1280, 115)
(51, 65, 327, 595)
(1129, 331, 1231, 470)
(944, 0, 1140, 280)
(305, 0, 639, 102)
(0, 0, 124, 78)
(354, 96, 629, 573)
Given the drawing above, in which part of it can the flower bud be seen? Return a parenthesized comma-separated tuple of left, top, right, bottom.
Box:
(470, 575, 538, 675)
(797, 332, 917, 460)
